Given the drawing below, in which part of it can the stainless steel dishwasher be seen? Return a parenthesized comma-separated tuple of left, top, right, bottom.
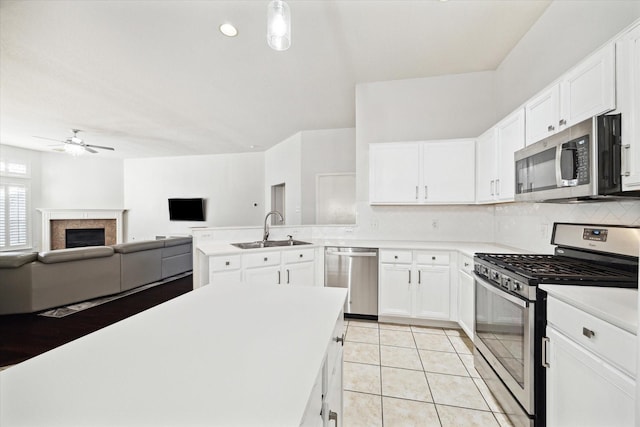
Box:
(324, 247, 378, 319)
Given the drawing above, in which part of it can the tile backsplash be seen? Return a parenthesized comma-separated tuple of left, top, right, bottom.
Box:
(494, 200, 640, 253)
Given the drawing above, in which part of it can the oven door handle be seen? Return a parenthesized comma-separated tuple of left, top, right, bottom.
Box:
(474, 273, 528, 308)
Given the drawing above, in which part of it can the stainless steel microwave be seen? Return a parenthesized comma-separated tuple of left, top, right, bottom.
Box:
(514, 114, 640, 202)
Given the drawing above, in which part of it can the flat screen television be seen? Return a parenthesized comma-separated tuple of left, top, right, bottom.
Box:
(168, 198, 206, 221)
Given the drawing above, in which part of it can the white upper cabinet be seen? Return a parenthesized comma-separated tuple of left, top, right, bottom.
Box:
(561, 43, 615, 126)
(422, 139, 475, 203)
(475, 128, 498, 203)
(525, 85, 560, 145)
(369, 143, 421, 203)
(525, 43, 616, 145)
(495, 108, 525, 201)
(617, 21, 640, 191)
(476, 109, 525, 203)
(370, 139, 475, 205)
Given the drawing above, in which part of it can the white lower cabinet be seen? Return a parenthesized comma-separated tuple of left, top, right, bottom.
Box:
(301, 311, 344, 427)
(544, 296, 636, 427)
(208, 247, 316, 286)
(457, 254, 474, 340)
(379, 249, 454, 322)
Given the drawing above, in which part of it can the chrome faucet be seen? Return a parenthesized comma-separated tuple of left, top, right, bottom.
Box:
(263, 211, 283, 242)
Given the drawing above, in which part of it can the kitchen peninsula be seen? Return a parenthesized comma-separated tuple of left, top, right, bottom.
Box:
(0, 284, 347, 426)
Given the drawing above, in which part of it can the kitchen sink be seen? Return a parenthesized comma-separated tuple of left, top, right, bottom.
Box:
(231, 240, 312, 249)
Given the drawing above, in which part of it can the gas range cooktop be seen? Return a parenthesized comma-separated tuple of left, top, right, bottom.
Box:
(474, 253, 637, 287)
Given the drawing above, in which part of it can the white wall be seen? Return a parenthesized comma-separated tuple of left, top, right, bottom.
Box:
(124, 152, 264, 241)
(40, 152, 124, 209)
(495, 1, 640, 118)
(353, 71, 497, 242)
(264, 132, 302, 225)
(300, 128, 355, 225)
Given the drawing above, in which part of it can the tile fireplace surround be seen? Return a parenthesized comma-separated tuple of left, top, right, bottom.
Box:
(37, 209, 126, 251)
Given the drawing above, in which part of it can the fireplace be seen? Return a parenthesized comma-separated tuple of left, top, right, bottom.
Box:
(65, 228, 106, 248)
(38, 209, 126, 251)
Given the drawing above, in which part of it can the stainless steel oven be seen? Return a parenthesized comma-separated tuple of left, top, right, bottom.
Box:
(473, 223, 639, 427)
(474, 271, 537, 427)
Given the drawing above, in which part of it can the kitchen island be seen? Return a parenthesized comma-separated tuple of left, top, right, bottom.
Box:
(0, 283, 347, 426)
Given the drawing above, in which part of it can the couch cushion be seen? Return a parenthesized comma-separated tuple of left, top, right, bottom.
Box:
(0, 252, 38, 268)
(38, 246, 115, 264)
(163, 236, 192, 247)
(112, 240, 165, 254)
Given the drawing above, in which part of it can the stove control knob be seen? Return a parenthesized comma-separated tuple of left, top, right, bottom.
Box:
(512, 281, 522, 291)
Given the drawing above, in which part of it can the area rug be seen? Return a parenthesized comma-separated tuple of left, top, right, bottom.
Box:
(37, 272, 192, 318)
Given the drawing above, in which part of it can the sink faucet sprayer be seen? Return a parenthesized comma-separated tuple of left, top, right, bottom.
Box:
(263, 211, 284, 242)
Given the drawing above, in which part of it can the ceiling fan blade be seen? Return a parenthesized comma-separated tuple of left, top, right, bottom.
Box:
(33, 136, 65, 143)
(85, 144, 115, 151)
(85, 147, 99, 154)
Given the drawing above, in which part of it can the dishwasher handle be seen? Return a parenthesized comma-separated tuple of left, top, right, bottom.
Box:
(326, 251, 377, 257)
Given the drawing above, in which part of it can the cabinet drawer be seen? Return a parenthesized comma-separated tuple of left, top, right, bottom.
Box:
(209, 255, 241, 272)
(242, 251, 281, 268)
(459, 254, 474, 274)
(547, 296, 636, 375)
(380, 250, 412, 264)
(415, 251, 450, 265)
(283, 248, 315, 264)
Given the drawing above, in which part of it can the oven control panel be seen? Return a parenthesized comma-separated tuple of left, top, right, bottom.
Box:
(583, 228, 608, 242)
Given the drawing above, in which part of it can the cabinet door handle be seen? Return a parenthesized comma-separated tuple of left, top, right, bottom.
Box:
(490, 180, 495, 196)
(622, 144, 631, 177)
(547, 124, 555, 132)
(418, 270, 421, 284)
(335, 333, 344, 346)
(542, 336, 550, 368)
(424, 185, 428, 200)
(408, 270, 411, 284)
(464, 262, 470, 267)
(286, 269, 290, 284)
(329, 410, 338, 425)
(277, 270, 281, 284)
(415, 186, 419, 200)
(225, 261, 230, 266)
(495, 179, 500, 196)
(582, 327, 595, 339)
(559, 118, 566, 126)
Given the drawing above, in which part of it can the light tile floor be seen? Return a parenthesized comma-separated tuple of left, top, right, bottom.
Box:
(342, 319, 514, 427)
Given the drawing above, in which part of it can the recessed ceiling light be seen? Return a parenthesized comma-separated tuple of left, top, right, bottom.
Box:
(219, 23, 238, 37)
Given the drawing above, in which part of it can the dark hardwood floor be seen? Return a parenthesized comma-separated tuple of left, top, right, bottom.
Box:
(0, 274, 193, 368)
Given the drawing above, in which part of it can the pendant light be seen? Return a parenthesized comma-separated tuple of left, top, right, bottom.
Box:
(267, 0, 291, 51)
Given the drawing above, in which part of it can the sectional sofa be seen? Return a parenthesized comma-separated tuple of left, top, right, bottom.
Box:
(0, 236, 192, 315)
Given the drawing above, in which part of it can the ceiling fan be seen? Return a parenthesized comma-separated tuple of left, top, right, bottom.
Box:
(33, 129, 115, 155)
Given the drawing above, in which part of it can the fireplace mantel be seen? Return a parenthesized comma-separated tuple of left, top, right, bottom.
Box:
(37, 209, 127, 251)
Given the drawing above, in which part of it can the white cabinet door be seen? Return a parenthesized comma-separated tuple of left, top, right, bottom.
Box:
(285, 261, 315, 286)
(618, 22, 640, 191)
(244, 265, 281, 285)
(560, 43, 615, 128)
(496, 108, 525, 201)
(475, 128, 498, 203)
(458, 270, 474, 340)
(546, 326, 635, 427)
(525, 85, 560, 145)
(369, 143, 421, 203)
(379, 264, 412, 317)
(414, 266, 450, 320)
(422, 139, 475, 203)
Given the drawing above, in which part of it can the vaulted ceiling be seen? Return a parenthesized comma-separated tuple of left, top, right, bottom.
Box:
(0, 0, 550, 158)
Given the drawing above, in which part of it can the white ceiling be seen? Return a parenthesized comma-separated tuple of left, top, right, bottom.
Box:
(0, 0, 551, 158)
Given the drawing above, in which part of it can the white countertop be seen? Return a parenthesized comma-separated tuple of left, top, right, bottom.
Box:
(540, 285, 638, 334)
(197, 239, 525, 258)
(0, 284, 348, 426)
